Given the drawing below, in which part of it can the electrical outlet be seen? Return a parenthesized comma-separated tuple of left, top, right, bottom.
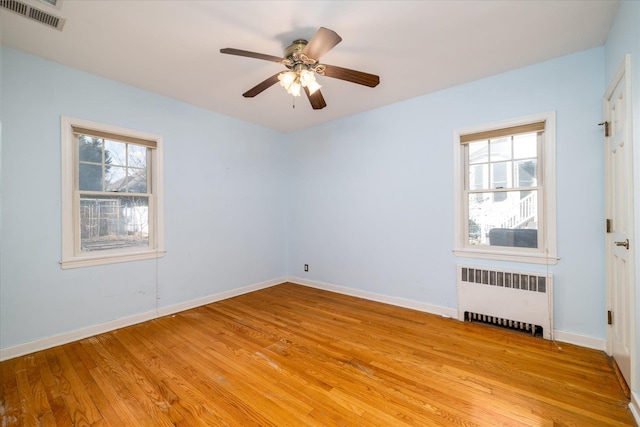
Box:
(304, 264, 309, 272)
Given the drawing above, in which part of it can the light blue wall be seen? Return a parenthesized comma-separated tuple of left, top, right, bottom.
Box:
(287, 47, 606, 339)
(604, 0, 640, 398)
(0, 36, 620, 352)
(0, 48, 288, 350)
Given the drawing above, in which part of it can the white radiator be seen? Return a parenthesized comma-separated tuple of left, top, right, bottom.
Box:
(457, 265, 554, 340)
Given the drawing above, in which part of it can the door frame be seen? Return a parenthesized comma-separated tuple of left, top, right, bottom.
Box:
(604, 54, 636, 392)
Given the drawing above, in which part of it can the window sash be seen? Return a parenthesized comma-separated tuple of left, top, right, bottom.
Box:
(462, 127, 544, 252)
(73, 192, 155, 255)
(464, 132, 543, 191)
(75, 134, 152, 194)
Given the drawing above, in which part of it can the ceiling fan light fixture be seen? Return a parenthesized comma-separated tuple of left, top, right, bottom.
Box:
(278, 70, 302, 96)
(299, 69, 314, 84)
(289, 81, 302, 97)
(306, 80, 321, 95)
(300, 69, 322, 95)
(278, 71, 295, 87)
(278, 68, 321, 97)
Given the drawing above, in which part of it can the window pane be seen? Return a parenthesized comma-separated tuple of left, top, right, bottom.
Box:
(80, 195, 149, 252)
(104, 139, 127, 166)
(104, 167, 148, 193)
(489, 137, 511, 161)
(469, 164, 488, 190)
(515, 159, 537, 187)
(490, 161, 512, 189)
(468, 190, 538, 248)
(128, 144, 147, 169)
(105, 165, 126, 192)
(78, 137, 104, 163)
(513, 133, 537, 159)
(468, 141, 488, 164)
(127, 168, 148, 193)
(79, 164, 103, 191)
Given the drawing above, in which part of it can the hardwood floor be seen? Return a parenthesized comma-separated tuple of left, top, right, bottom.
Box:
(1, 283, 636, 426)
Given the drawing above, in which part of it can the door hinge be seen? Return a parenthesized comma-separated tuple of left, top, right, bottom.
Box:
(599, 121, 610, 137)
(606, 218, 612, 233)
(608, 310, 613, 325)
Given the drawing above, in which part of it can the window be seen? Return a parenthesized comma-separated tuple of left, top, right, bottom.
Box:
(453, 112, 557, 264)
(61, 117, 164, 269)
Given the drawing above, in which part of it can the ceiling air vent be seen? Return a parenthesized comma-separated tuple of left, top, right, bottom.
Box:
(0, 0, 65, 31)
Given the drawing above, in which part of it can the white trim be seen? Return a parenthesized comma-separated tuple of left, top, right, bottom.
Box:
(630, 391, 640, 426)
(29, 0, 64, 11)
(1, 277, 609, 359)
(453, 248, 559, 265)
(289, 277, 608, 350)
(453, 111, 557, 264)
(0, 277, 284, 361)
(60, 250, 167, 269)
(604, 54, 636, 393)
(287, 276, 458, 318)
(60, 116, 165, 269)
(552, 329, 606, 351)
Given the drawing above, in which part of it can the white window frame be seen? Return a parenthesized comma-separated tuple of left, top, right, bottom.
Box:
(453, 111, 558, 265)
(61, 116, 165, 269)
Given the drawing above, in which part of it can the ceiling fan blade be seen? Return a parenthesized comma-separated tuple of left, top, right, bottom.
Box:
(220, 48, 283, 63)
(242, 73, 281, 98)
(322, 64, 380, 88)
(304, 87, 327, 110)
(302, 27, 342, 60)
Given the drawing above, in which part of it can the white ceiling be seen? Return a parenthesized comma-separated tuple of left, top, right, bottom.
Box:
(1, 0, 619, 133)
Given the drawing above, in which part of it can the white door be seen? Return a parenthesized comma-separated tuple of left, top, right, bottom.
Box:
(605, 54, 634, 386)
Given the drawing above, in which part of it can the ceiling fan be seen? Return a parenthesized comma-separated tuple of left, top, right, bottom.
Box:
(220, 27, 380, 110)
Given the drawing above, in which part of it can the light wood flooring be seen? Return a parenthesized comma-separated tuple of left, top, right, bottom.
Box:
(1, 283, 636, 426)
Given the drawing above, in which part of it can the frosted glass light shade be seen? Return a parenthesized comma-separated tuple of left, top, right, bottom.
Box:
(278, 69, 321, 97)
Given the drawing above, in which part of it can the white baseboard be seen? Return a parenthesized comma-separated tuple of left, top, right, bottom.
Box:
(551, 330, 606, 351)
(286, 276, 459, 319)
(0, 277, 284, 361)
(287, 277, 608, 351)
(1, 276, 610, 360)
(154, 277, 283, 317)
(631, 391, 640, 426)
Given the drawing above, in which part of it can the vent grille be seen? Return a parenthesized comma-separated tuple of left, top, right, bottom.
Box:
(464, 311, 543, 337)
(1, 0, 28, 14)
(460, 266, 547, 293)
(29, 6, 59, 27)
(1, 0, 65, 30)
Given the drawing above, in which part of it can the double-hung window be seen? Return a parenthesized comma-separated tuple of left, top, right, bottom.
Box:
(453, 112, 557, 264)
(61, 117, 164, 269)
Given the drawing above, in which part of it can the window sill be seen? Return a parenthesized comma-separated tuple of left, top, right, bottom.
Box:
(61, 249, 166, 269)
(453, 248, 558, 265)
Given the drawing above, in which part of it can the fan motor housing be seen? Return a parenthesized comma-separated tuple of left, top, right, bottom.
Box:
(284, 39, 308, 59)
